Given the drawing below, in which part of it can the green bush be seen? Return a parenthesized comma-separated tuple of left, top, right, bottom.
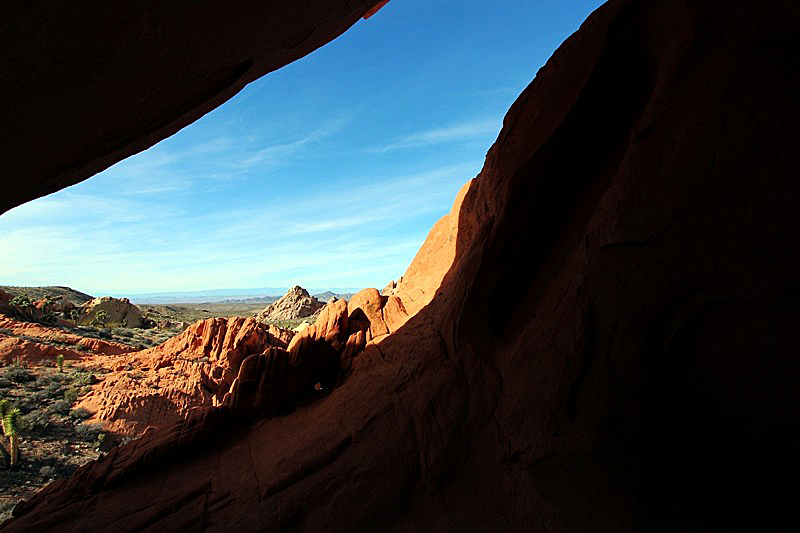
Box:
(48, 399, 71, 415)
(74, 423, 102, 441)
(3, 367, 34, 384)
(69, 408, 91, 420)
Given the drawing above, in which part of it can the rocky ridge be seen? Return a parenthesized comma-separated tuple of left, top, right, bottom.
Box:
(254, 285, 324, 321)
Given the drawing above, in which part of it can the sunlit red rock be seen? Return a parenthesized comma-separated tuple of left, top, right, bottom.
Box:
(0, 317, 134, 364)
(75, 317, 294, 433)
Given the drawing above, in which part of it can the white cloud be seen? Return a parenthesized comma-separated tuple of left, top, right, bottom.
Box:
(371, 118, 500, 153)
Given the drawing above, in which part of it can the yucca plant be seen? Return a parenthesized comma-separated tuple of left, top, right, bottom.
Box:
(0, 399, 20, 467)
(56, 354, 64, 373)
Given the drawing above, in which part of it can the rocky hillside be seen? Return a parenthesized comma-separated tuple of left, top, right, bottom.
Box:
(254, 285, 325, 322)
(0, 286, 93, 306)
(77, 297, 144, 328)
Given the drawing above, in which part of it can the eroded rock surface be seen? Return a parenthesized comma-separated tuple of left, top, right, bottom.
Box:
(76, 317, 295, 433)
(3, 0, 800, 530)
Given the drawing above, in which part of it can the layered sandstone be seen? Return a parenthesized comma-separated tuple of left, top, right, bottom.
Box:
(3, 0, 800, 531)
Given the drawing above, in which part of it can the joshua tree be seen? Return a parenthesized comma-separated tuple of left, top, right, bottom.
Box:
(70, 308, 81, 325)
(8, 295, 35, 322)
(56, 354, 64, 373)
(91, 310, 109, 328)
(0, 400, 20, 467)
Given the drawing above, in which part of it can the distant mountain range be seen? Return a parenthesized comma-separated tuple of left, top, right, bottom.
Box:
(115, 287, 362, 304)
(1, 285, 362, 305)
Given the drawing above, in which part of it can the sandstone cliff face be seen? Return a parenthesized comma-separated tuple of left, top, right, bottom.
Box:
(3, 0, 800, 530)
(254, 286, 324, 321)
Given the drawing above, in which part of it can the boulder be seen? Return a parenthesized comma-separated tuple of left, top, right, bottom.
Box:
(0, 289, 12, 317)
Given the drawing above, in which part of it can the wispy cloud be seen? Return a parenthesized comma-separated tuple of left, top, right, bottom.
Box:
(239, 114, 351, 168)
(0, 157, 477, 294)
(370, 118, 500, 153)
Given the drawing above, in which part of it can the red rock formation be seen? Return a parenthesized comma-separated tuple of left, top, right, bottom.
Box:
(0, 317, 134, 364)
(3, 0, 800, 530)
(76, 317, 294, 433)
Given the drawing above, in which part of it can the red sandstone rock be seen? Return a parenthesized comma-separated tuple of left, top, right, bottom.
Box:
(4, 0, 800, 531)
(381, 294, 409, 333)
(75, 317, 295, 433)
(346, 288, 389, 338)
(0, 317, 134, 364)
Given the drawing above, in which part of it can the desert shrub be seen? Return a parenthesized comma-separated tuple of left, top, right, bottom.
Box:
(0, 498, 16, 521)
(28, 389, 54, 403)
(0, 379, 11, 388)
(48, 399, 71, 415)
(38, 465, 56, 479)
(21, 410, 51, 434)
(63, 387, 80, 403)
(42, 378, 65, 395)
(69, 408, 91, 420)
(90, 310, 109, 328)
(3, 367, 34, 383)
(74, 422, 102, 441)
(71, 371, 96, 387)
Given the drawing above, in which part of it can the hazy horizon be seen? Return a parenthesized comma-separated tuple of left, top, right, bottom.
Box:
(0, 1, 605, 294)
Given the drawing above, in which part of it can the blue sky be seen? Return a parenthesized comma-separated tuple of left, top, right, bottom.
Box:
(0, 0, 605, 296)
